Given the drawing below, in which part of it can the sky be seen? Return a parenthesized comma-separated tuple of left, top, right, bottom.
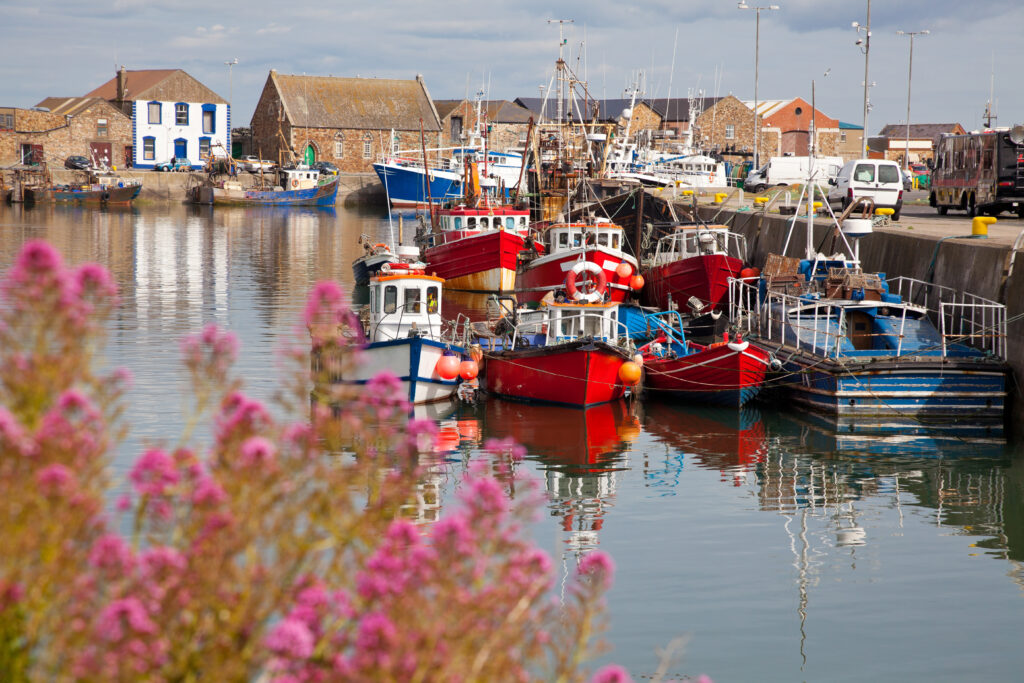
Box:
(2, 0, 1022, 138)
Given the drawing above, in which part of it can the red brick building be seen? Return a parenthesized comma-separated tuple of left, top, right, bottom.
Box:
(751, 97, 841, 157)
(250, 71, 442, 172)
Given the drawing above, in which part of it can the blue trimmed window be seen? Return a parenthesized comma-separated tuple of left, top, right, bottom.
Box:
(202, 104, 216, 134)
(175, 102, 189, 126)
(199, 137, 211, 158)
(148, 101, 161, 125)
(143, 136, 155, 160)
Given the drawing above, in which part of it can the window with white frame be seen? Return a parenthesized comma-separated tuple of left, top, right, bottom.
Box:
(335, 139, 344, 157)
(148, 102, 161, 125)
(840, 130, 847, 143)
(725, 124, 735, 140)
(97, 118, 107, 137)
(362, 137, 372, 159)
(175, 103, 188, 126)
(199, 137, 211, 158)
(143, 136, 155, 160)
(202, 108, 215, 134)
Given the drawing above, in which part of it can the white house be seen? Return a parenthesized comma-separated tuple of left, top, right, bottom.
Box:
(84, 67, 230, 170)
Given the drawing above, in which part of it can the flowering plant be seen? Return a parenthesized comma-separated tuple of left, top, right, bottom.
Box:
(0, 242, 624, 682)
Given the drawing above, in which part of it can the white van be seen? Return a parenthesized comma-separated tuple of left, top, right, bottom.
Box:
(744, 156, 844, 193)
(827, 159, 904, 220)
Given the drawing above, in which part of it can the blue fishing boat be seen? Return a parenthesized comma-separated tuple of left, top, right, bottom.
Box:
(373, 148, 524, 208)
(730, 200, 1009, 419)
(189, 167, 338, 206)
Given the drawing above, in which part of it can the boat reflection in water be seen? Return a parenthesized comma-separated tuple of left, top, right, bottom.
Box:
(471, 398, 641, 553)
(641, 402, 769, 490)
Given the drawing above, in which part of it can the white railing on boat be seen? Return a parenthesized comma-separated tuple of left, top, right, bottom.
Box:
(728, 276, 1007, 360)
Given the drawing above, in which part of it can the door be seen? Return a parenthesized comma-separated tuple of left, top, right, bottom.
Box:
(303, 144, 315, 165)
(89, 142, 112, 169)
(124, 145, 133, 168)
(174, 138, 187, 158)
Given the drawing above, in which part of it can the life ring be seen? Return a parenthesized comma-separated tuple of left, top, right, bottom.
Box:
(101, 191, 110, 201)
(290, 179, 298, 189)
(374, 243, 390, 251)
(564, 261, 607, 303)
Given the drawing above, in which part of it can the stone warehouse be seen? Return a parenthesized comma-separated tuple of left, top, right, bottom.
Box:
(0, 98, 131, 168)
(433, 99, 532, 151)
(250, 71, 442, 172)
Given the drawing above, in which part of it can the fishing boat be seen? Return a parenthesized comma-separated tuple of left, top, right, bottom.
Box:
(729, 199, 1009, 418)
(625, 307, 772, 408)
(311, 262, 470, 405)
(25, 171, 142, 204)
(640, 224, 749, 315)
(351, 236, 399, 287)
(515, 218, 642, 304)
(475, 297, 640, 407)
(188, 166, 338, 206)
(374, 147, 524, 209)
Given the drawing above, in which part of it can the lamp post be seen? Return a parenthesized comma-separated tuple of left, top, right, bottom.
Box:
(896, 30, 928, 170)
(225, 58, 238, 156)
(852, 1, 871, 156)
(737, 2, 780, 171)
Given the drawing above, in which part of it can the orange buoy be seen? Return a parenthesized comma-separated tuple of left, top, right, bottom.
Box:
(618, 360, 642, 385)
(458, 359, 479, 381)
(436, 354, 460, 380)
(615, 261, 633, 278)
(629, 275, 645, 291)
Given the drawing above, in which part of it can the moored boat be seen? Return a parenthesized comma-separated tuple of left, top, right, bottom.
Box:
(515, 218, 642, 304)
(25, 171, 142, 204)
(189, 166, 338, 206)
(312, 262, 469, 405)
(476, 298, 640, 407)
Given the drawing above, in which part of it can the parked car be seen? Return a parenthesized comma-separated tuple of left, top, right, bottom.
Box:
(155, 157, 192, 172)
(827, 158, 904, 220)
(64, 155, 91, 170)
(312, 161, 339, 175)
(240, 155, 276, 173)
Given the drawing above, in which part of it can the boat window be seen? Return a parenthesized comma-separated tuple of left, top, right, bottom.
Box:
(560, 315, 580, 338)
(519, 217, 526, 228)
(573, 232, 582, 248)
(467, 217, 477, 228)
(404, 287, 421, 314)
(853, 164, 875, 182)
(583, 313, 603, 338)
(611, 233, 620, 250)
(383, 286, 397, 314)
(506, 217, 514, 230)
(453, 217, 461, 230)
(426, 286, 439, 313)
(597, 233, 609, 247)
(370, 289, 376, 313)
(558, 231, 569, 247)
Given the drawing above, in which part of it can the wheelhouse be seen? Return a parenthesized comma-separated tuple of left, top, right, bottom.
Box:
(368, 268, 444, 341)
(514, 301, 623, 345)
(438, 206, 530, 233)
(650, 225, 746, 266)
(280, 167, 321, 190)
(545, 219, 627, 256)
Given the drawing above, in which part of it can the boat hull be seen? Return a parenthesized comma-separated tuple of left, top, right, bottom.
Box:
(516, 248, 637, 304)
(641, 253, 742, 312)
(757, 340, 1007, 418)
(327, 336, 461, 405)
(26, 183, 141, 204)
(423, 230, 526, 292)
(192, 177, 339, 206)
(481, 340, 630, 407)
(643, 341, 770, 408)
(352, 253, 398, 287)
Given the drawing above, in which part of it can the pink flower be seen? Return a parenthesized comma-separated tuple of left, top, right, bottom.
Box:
(74, 262, 118, 300)
(192, 476, 227, 506)
(239, 436, 276, 467)
(304, 281, 346, 328)
(14, 239, 62, 274)
(265, 617, 315, 659)
(88, 534, 135, 573)
(590, 664, 634, 683)
(0, 407, 33, 456)
(36, 463, 76, 496)
(215, 392, 270, 443)
(364, 372, 405, 407)
(96, 597, 157, 641)
(577, 551, 616, 589)
(130, 448, 179, 497)
(484, 436, 527, 461)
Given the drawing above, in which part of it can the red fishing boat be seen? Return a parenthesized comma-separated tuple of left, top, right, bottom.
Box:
(640, 224, 748, 313)
(515, 218, 642, 305)
(478, 299, 641, 407)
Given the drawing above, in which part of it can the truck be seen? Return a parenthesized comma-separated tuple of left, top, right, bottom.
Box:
(744, 156, 844, 193)
(929, 126, 1024, 217)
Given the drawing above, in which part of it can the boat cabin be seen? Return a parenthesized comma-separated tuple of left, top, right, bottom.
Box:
(649, 225, 746, 266)
(367, 266, 444, 342)
(280, 167, 321, 191)
(514, 301, 623, 346)
(545, 219, 627, 256)
(438, 206, 530, 234)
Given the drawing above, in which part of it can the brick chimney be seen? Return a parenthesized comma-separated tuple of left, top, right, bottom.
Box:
(116, 66, 127, 105)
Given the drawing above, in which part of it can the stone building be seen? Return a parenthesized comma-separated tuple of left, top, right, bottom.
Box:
(836, 121, 865, 160)
(0, 98, 131, 168)
(513, 97, 663, 132)
(876, 123, 966, 165)
(648, 97, 722, 146)
(250, 71, 442, 172)
(83, 67, 229, 170)
(433, 99, 532, 151)
(694, 95, 773, 164)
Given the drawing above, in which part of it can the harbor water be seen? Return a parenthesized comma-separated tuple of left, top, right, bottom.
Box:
(1, 201, 1022, 681)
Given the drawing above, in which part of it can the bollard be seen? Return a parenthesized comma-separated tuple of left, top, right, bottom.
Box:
(875, 208, 895, 216)
(714, 192, 728, 204)
(681, 189, 694, 196)
(972, 215, 996, 237)
(754, 196, 769, 205)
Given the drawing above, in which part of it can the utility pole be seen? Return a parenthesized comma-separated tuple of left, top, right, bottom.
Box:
(853, 1, 871, 156)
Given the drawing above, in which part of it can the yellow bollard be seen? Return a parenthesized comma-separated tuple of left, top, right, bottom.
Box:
(875, 208, 895, 216)
(714, 192, 728, 204)
(972, 215, 996, 237)
(754, 196, 769, 205)
(681, 189, 694, 196)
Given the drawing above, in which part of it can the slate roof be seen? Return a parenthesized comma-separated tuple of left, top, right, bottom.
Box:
(877, 123, 964, 140)
(514, 97, 653, 123)
(35, 97, 126, 118)
(433, 100, 532, 124)
(271, 73, 440, 131)
(84, 69, 225, 104)
(647, 97, 723, 122)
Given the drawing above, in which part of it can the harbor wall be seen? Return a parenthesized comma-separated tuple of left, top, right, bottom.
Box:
(45, 169, 386, 205)
(699, 206, 1024, 430)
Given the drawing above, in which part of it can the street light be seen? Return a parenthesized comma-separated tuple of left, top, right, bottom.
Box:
(737, 2, 780, 171)
(225, 58, 238, 156)
(852, 0, 871, 156)
(896, 30, 929, 170)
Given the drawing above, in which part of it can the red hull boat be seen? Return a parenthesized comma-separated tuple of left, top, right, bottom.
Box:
(642, 335, 771, 408)
(516, 220, 641, 304)
(640, 225, 747, 312)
